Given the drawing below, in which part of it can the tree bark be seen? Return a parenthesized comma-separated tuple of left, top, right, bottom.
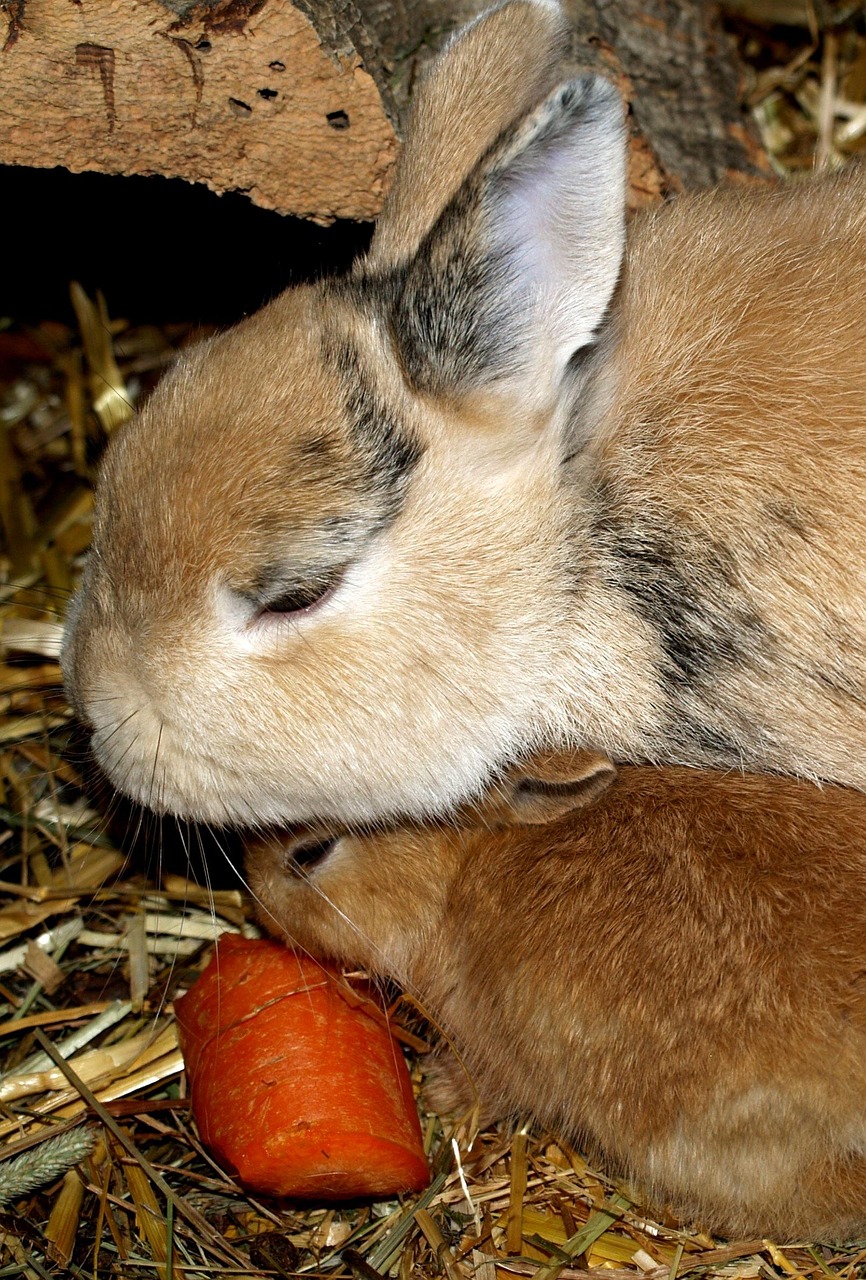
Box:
(0, 0, 768, 225)
(562, 0, 772, 205)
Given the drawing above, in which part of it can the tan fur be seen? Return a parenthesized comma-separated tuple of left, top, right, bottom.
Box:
(62, 0, 866, 826)
(248, 760, 866, 1243)
(587, 178, 866, 782)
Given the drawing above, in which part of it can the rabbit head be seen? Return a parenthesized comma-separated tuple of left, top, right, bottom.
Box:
(62, 0, 627, 826)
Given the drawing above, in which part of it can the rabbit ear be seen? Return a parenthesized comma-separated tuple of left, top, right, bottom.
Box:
(367, 0, 569, 271)
(377, 74, 626, 412)
(470, 750, 617, 827)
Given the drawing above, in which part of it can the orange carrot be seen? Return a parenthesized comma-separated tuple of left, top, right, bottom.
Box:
(175, 934, 429, 1199)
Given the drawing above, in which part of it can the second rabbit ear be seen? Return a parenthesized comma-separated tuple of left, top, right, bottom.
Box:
(469, 750, 617, 828)
(374, 75, 627, 411)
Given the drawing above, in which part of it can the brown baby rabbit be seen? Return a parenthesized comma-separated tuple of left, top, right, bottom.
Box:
(249, 756, 866, 1243)
(63, 0, 866, 827)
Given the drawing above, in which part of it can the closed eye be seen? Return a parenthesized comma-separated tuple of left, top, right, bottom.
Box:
(289, 836, 339, 871)
(258, 565, 345, 619)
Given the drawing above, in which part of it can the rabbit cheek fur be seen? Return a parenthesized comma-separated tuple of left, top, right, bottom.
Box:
(64, 0, 866, 827)
(248, 763, 866, 1244)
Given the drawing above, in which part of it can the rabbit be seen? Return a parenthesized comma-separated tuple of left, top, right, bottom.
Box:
(247, 753, 866, 1243)
(62, 0, 866, 829)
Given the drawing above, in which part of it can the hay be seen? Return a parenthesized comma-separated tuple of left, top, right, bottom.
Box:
(3, 14, 866, 1273)
(723, 1, 866, 173)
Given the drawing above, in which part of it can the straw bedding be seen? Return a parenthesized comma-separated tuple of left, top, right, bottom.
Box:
(1, 9, 866, 1276)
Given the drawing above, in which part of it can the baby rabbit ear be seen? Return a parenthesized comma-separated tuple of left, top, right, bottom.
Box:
(378, 72, 627, 413)
(367, 0, 569, 271)
(472, 750, 617, 827)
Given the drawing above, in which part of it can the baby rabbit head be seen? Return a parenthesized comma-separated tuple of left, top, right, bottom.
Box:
(246, 747, 616, 980)
(63, 0, 627, 827)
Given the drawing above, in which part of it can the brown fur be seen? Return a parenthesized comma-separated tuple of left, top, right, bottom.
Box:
(248, 759, 866, 1242)
(62, 0, 866, 827)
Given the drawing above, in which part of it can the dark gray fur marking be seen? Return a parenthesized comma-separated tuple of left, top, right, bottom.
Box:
(595, 503, 771, 688)
(298, 434, 333, 460)
(382, 203, 523, 395)
(324, 328, 423, 522)
(804, 612, 866, 709)
(232, 332, 422, 607)
(592, 484, 777, 759)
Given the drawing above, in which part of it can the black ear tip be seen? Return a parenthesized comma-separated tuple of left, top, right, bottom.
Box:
(558, 75, 624, 124)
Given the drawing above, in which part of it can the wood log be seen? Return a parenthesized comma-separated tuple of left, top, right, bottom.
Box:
(0, 0, 768, 226)
(0, 0, 403, 223)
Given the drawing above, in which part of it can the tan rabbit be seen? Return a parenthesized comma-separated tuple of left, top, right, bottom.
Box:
(248, 756, 866, 1243)
(62, 0, 866, 827)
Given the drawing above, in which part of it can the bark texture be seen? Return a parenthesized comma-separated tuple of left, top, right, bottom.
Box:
(0, 0, 401, 223)
(561, 0, 772, 205)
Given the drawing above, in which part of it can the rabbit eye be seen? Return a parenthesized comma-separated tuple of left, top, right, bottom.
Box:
(266, 582, 332, 615)
(290, 837, 338, 870)
(259, 566, 345, 618)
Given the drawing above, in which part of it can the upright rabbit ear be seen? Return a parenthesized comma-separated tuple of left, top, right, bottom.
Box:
(469, 750, 617, 827)
(366, 0, 569, 271)
(369, 72, 627, 414)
